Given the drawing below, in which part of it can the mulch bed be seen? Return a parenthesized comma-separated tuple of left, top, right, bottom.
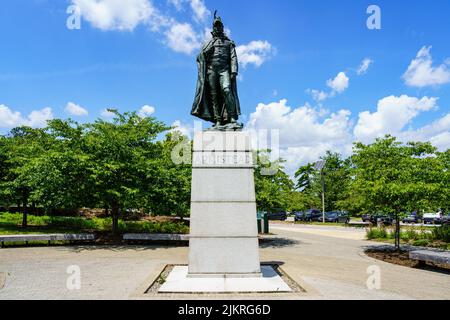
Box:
(365, 249, 419, 268)
(365, 248, 450, 272)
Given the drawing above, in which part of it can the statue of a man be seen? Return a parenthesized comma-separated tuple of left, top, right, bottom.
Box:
(191, 11, 243, 131)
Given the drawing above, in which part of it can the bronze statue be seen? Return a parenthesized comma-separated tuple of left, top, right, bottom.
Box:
(191, 11, 243, 131)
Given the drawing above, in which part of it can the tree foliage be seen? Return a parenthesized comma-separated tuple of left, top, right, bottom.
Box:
(0, 110, 448, 241)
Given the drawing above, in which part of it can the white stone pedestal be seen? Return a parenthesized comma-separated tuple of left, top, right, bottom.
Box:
(158, 130, 292, 293)
(188, 131, 261, 278)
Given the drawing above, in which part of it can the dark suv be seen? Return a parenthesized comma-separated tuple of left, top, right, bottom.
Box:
(267, 210, 287, 221)
(402, 212, 422, 224)
(303, 209, 322, 222)
(362, 214, 394, 225)
(316, 211, 350, 223)
(293, 211, 305, 221)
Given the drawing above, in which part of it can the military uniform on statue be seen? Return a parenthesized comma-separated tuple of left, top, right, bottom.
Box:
(191, 11, 243, 131)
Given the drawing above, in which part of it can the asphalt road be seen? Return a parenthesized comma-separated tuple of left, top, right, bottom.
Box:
(0, 223, 449, 300)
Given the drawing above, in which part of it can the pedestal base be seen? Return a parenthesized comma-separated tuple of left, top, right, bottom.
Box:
(188, 131, 261, 278)
(158, 266, 292, 293)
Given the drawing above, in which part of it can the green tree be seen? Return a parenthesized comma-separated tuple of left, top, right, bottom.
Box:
(83, 110, 169, 235)
(294, 152, 351, 212)
(294, 163, 315, 190)
(254, 151, 293, 213)
(144, 132, 192, 218)
(28, 119, 94, 212)
(286, 190, 319, 212)
(1, 127, 51, 226)
(0, 135, 10, 207)
(351, 135, 446, 249)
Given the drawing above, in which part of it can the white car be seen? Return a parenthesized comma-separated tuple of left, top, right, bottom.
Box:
(423, 212, 443, 224)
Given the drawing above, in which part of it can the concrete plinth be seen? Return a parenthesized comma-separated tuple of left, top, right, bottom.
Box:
(159, 266, 292, 293)
(188, 131, 261, 278)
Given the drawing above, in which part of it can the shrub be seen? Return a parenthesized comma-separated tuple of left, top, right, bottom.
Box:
(0, 212, 189, 234)
(367, 227, 388, 240)
(432, 225, 450, 243)
(48, 216, 96, 229)
(412, 239, 430, 247)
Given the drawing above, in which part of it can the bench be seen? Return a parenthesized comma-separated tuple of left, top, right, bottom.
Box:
(0, 234, 95, 247)
(409, 250, 450, 267)
(123, 233, 189, 242)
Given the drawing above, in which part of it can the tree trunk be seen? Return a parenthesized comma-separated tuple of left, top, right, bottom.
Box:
(111, 204, 119, 236)
(22, 197, 28, 227)
(395, 213, 401, 251)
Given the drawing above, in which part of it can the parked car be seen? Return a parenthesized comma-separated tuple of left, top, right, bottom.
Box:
(423, 212, 443, 225)
(361, 214, 394, 225)
(442, 215, 450, 225)
(402, 212, 422, 224)
(267, 210, 287, 221)
(423, 211, 448, 224)
(336, 211, 351, 224)
(293, 211, 305, 221)
(303, 209, 322, 222)
(315, 211, 350, 223)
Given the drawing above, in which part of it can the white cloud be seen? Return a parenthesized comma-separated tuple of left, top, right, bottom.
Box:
(167, 0, 183, 11)
(327, 72, 349, 93)
(0, 104, 53, 129)
(246, 99, 353, 176)
(138, 105, 156, 117)
(171, 120, 192, 138)
(27, 108, 54, 128)
(307, 89, 329, 102)
(167, 0, 210, 22)
(308, 71, 349, 102)
(248, 99, 352, 148)
(72, 0, 275, 71)
(165, 22, 201, 54)
(0, 104, 24, 128)
(399, 113, 450, 151)
(357, 58, 374, 75)
(403, 46, 450, 87)
(65, 102, 88, 116)
(354, 95, 438, 143)
(236, 41, 275, 68)
(429, 131, 450, 151)
(101, 108, 116, 118)
(72, 0, 157, 31)
(190, 0, 210, 23)
(246, 96, 450, 177)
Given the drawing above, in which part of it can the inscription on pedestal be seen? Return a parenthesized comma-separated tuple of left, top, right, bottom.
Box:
(192, 151, 254, 168)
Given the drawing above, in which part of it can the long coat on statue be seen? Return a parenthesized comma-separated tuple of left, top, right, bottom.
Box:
(191, 37, 241, 123)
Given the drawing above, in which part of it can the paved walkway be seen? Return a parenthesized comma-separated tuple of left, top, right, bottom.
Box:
(0, 224, 448, 300)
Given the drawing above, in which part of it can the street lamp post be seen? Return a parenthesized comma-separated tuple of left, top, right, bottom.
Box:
(314, 161, 326, 224)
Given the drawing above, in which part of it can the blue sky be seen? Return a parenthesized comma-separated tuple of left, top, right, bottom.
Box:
(0, 0, 449, 174)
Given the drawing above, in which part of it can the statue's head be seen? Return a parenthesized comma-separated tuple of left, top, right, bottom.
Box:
(212, 10, 224, 37)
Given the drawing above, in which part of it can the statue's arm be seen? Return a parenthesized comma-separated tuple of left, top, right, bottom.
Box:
(201, 38, 215, 54)
(230, 42, 238, 75)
